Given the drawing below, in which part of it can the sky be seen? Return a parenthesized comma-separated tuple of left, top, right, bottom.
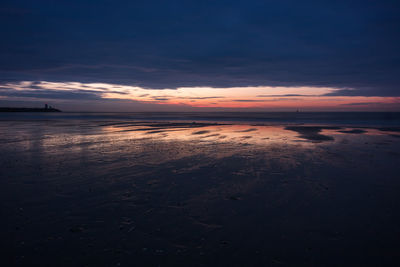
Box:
(1, 0, 400, 111)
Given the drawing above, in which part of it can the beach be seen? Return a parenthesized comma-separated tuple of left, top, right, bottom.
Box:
(1, 113, 400, 266)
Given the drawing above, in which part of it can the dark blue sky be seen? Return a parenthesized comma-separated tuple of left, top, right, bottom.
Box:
(1, 0, 400, 96)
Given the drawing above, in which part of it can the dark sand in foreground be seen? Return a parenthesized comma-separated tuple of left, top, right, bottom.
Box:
(1, 120, 400, 266)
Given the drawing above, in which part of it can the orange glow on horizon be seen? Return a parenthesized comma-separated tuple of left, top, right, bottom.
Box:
(1, 81, 399, 111)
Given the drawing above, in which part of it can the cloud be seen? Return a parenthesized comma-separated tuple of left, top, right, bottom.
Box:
(0, 0, 399, 96)
(178, 96, 225, 100)
(341, 102, 392, 106)
(233, 99, 263, 102)
(0, 81, 135, 105)
(257, 94, 319, 97)
(232, 98, 303, 102)
(0, 89, 101, 100)
(1, 80, 398, 111)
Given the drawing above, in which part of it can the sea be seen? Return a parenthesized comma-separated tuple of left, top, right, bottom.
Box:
(1, 111, 400, 126)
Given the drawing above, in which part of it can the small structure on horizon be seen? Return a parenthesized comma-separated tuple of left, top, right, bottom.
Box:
(0, 104, 61, 112)
(44, 103, 57, 110)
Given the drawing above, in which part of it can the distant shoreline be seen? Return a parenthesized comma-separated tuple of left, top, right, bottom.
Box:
(0, 107, 61, 112)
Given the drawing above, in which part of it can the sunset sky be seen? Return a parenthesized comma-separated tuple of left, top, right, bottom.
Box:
(1, 0, 400, 111)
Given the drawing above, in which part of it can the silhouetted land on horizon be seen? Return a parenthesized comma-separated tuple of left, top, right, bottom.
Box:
(0, 107, 61, 112)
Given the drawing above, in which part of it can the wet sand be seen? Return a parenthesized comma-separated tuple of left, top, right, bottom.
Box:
(1, 120, 400, 266)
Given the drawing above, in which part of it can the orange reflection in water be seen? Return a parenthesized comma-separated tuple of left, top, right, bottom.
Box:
(101, 123, 319, 145)
(101, 122, 400, 147)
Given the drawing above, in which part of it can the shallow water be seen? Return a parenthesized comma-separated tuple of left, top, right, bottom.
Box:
(1, 111, 400, 126)
(1, 117, 400, 266)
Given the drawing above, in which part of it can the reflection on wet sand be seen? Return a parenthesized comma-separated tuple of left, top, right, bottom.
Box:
(285, 126, 340, 141)
(101, 122, 400, 144)
(1, 120, 400, 266)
